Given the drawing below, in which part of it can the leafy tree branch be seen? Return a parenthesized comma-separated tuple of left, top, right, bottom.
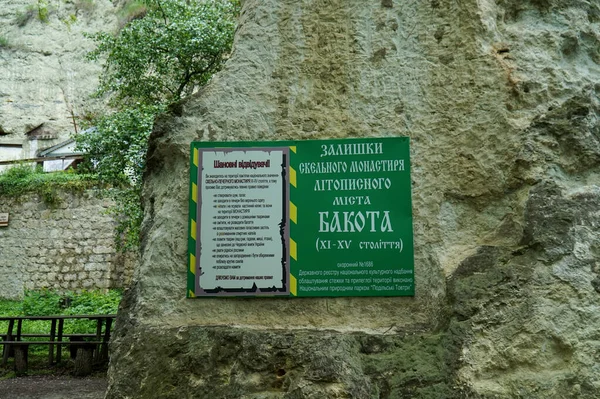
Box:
(76, 0, 239, 250)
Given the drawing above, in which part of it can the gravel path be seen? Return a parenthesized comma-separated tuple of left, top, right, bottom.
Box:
(0, 376, 107, 399)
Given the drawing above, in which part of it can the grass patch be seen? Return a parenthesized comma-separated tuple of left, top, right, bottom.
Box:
(0, 289, 121, 333)
(0, 300, 21, 316)
(0, 36, 10, 49)
(0, 165, 101, 206)
(0, 290, 121, 378)
(0, 290, 121, 359)
(15, 0, 53, 26)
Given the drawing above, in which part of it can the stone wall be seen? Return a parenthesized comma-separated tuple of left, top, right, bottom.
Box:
(0, 189, 135, 299)
(106, 1, 600, 398)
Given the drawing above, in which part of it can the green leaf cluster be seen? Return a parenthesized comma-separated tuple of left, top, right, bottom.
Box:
(76, 106, 158, 185)
(20, 289, 121, 317)
(75, 107, 156, 250)
(0, 290, 122, 336)
(0, 36, 10, 49)
(78, 0, 239, 250)
(87, 0, 238, 107)
(108, 187, 144, 252)
(0, 165, 100, 206)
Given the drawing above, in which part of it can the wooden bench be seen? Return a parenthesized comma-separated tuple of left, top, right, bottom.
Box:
(0, 315, 115, 376)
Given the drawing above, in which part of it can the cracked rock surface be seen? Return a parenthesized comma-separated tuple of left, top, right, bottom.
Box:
(106, 1, 600, 398)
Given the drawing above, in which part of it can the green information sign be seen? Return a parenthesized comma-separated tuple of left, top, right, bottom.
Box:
(187, 137, 414, 297)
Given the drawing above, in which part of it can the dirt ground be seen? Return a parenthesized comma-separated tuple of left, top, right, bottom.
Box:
(0, 375, 107, 399)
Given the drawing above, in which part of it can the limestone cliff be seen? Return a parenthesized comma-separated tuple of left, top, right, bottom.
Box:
(107, 0, 600, 398)
(0, 0, 117, 157)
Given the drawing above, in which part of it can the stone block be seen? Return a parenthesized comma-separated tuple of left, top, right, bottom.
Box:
(96, 280, 109, 289)
(96, 263, 109, 272)
(90, 254, 106, 263)
(93, 246, 113, 254)
(90, 271, 103, 280)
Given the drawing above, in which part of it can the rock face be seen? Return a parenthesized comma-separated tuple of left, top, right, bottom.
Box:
(107, 0, 600, 398)
(0, 0, 117, 153)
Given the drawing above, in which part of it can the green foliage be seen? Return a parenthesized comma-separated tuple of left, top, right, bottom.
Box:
(0, 165, 100, 206)
(77, 107, 158, 185)
(15, 0, 53, 26)
(79, 0, 239, 250)
(0, 299, 22, 317)
(64, 290, 122, 315)
(61, 13, 78, 30)
(22, 290, 121, 334)
(109, 187, 144, 251)
(37, 0, 50, 23)
(0, 36, 10, 49)
(0, 290, 121, 368)
(21, 290, 62, 316)
(87, 0, 238, 107)
(0, 290, 122, 337)
(75, 107, 156, 249)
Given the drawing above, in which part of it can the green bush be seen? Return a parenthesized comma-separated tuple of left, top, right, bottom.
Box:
(0, 300, 22, 317)
(21, 289, 121, 317)
(0, 164, 101, 206)
(80, 0, 239, 251)
(1, 290, 122, 335)
(63, 290, 122, 316)
(22, 290, 62, 316)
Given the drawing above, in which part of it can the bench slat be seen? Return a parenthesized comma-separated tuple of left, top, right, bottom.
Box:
(0, 315, 115, 321)
(2, 334, 98, 338)
(1, 341, 104, 345)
